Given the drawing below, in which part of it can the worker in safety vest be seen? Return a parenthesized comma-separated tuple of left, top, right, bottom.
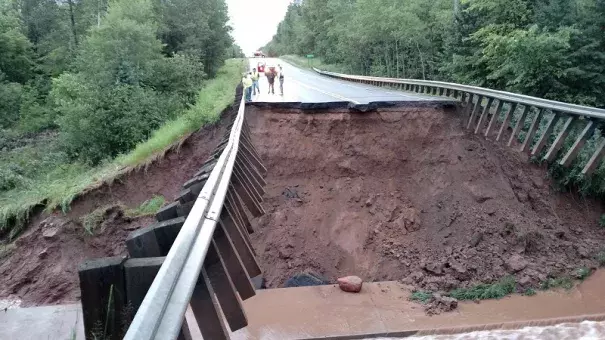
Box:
(242, 72, 253, 102)
(251, 68, 260, 95)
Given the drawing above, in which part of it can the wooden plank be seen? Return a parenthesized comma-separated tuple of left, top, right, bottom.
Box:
(496, 102, 517, 142)
(79, 257, 126, 340)
(467, 95, 484, 129)
(474, 97, 494, 134)
(485, 100, 504, 138)
(227, 188, 254, 234)
(156, 201, 179, 222)
(238, 152, 266, 187)
(240, 142, 267, 176)
(235, 160, 264, 198)
(204, 241, 248, 331)
(519, 108, 543, 153)
(176, 201, 194, 217)
(126, 217, 186, 258)
(560, 121, 595, 167)
(213, 221, 257, 299)
(582, 139, 605, 175)
(232, 171, 264, 217)
(531, 113, 560, 156)
(189, 270, 230, 340)
(123, 257, 164, 311)
(224, 201, 255, 253)
(177, 188, 195, 204)
(507, 105, 530, 147)
(220, 208, 261, 278)
(183, 174, 209, 190)
(544, 116, 574, 162)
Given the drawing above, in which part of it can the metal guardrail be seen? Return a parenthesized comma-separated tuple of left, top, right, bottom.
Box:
(315, 68, 605, 175)
(119, 92, 266, 339)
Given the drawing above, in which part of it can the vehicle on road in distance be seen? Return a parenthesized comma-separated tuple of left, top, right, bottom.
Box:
(257, 61, 266, 73)
(254, 51, 265, 58)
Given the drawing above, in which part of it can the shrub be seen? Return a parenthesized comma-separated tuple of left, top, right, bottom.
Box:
(409, 291, 434, 304)
(448, 276, 516, 300)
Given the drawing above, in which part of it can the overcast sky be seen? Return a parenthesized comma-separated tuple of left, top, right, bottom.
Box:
(226, 0, 290, 55)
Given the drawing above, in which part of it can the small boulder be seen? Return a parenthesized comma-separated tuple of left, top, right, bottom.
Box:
(38, 248, 49, 259)
(337, 276, 363, 293)
(505, 254, 528, 273)
(424, 262, 444, 276)
(42, 227, 59, 239)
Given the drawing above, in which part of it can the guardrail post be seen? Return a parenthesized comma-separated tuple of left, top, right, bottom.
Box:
(544, 116, 574, 162)
(582, 138, 605, 175)
(485, 100, 504, 138)
(475, 97, 494, 134)
(507, 105, 530, 147)
(189, 270, 230, 340)
(520, 108, 544, 152)
(496, 102, 517, 142)
(560, 120, 595, 167)
(531, 112, 560, 156)
(467, 95, 484, 129)
(79, 257, 127, 340)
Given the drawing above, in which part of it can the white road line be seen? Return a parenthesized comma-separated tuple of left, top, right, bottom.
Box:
(290, 78, 361, 104)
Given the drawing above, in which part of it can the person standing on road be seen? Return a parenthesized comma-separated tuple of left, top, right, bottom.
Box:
(251, 68, 260, 95)
(278, 64, 285, 95)
(266, 67, 276, 94)
(242, 72, 253, 102)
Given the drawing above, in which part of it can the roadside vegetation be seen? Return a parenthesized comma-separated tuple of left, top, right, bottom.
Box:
(0, 0, 245, 239)
(266, 0, 605, 198)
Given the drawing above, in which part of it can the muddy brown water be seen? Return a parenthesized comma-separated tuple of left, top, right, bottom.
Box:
(246, 105, 605, 295)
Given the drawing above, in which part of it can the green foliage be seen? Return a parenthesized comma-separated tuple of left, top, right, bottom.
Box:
(575, 267, 592, 281)
(523, 288, 536, 296)
(448, 276, 516, 300)
(80, 206, 108, 235)
(409, 291, 433, 304)
(0, 59, 243, 238)
(600, 215, 605, 228)
(540, 276, 574, 290)
(595, 249, 605, 267)
(126, 195, 165, 217)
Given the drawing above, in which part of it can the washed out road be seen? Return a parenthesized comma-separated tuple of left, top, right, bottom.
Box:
(248, 58, 439, 104)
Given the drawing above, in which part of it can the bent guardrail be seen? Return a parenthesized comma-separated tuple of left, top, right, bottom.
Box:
(315, 68, 605, 175)
(78, 88, 267, 340)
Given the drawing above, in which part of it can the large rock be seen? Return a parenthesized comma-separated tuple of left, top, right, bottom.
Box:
(337, 276, 363, 293)
(505, 254, 528, 273)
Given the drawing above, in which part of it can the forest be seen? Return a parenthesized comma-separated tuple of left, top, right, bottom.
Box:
(0, 0, 243, 236)
(264, 0, 605, 108)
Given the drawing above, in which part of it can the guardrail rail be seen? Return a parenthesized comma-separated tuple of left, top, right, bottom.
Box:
(78, 87, 266, 340)
(315, 68, 605, 175)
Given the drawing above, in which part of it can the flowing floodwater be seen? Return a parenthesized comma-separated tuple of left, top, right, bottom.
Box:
(372, 321, 605, 339)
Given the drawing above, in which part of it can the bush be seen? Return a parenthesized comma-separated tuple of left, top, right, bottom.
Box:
(448, 276, 516, 300)
(53, 74, 182, 164)
(0, 81, 23, 129)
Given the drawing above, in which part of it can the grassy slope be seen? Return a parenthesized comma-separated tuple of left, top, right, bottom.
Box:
(0, 59, 245, 237)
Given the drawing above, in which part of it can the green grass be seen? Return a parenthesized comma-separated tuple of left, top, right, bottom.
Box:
(523, 288, 537, 296)
(409, 291, 433, 304)
(125, 195, 165, 218)
(80, 206, 109, 236)
(540, 276, 574, 290)
(596, 249, 605, 267)
(0, 59, 245, 239)
(448, 276, 516, 301)
(575, 267, 592, 281)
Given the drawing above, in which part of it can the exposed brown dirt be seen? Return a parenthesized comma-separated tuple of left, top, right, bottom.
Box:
(0, 99, 237, 306)
(247, 105, 605, 294)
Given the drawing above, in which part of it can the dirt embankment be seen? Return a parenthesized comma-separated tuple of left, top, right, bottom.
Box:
(0, 102, 237, 306)
(247, 105, 605, 293)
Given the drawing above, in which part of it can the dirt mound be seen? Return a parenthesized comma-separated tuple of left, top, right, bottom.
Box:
(0, 100, 237, 306)
(246, 105, 605, 294)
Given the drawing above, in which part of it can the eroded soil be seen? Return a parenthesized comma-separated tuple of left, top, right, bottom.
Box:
(247, 105, 605, 293)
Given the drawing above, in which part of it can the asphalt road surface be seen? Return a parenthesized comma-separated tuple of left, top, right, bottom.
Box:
(248, 58, 439, 104)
